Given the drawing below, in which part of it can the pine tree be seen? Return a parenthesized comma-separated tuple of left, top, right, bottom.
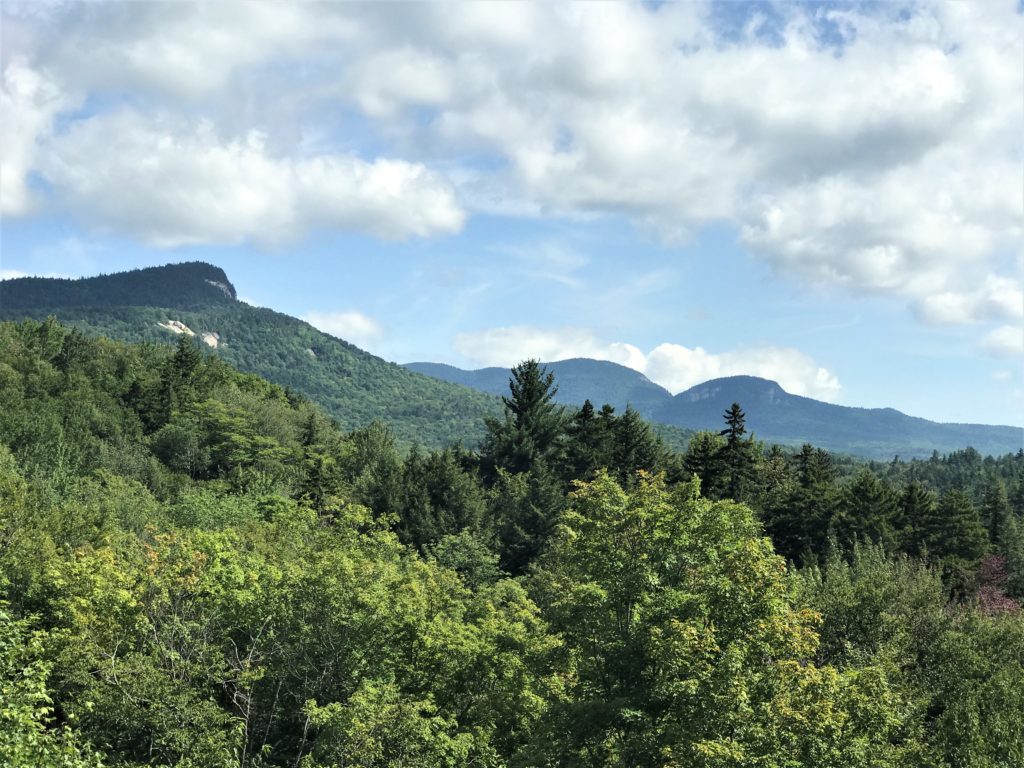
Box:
(766, 444, 836, 563)
(919, 489, 988, 589)
(480, 360, 568, 572)
(480, 360, 566, 478)
(899, 481, 937, 556)
(832, 469, 898, 551)
(564, 400, 615, 482)
(718, 402, 756, 502)
(612, 406, 663, 485)
(981, 475, 1011, 545)
(683, 431, 726, 499)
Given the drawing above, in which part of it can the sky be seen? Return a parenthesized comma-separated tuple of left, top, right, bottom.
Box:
(1, 0, 1022, 427)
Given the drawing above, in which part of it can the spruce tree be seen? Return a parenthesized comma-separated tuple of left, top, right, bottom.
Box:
(480, 360, 566, 478)
(899, 480, 937, 556)
(564, 400, 614, 482)
(981, 475, 1011, 544)
(683, 431, 725, 499)
(718, 402, 756, 502)
(480, 360, 568, 572)
(920, 489, 988, 590)
(833, 469, 898, 551)
(612, 406, 663, 485)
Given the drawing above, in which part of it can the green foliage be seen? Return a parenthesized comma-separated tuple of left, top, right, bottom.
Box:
(1, 319, 1023, 768)
(0, 608, 105, 768)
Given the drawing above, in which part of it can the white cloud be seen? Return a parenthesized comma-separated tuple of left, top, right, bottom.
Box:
(982, 325, 1024, 358)
(643, 343, 842, 401)
(917, 276, 1024, 325)
(2, 0, 1020, 334)
(41, 111, 465, 246)
(303, 310, 385, 350)
(454, 325, 842, 402)
(0, 59, 73, 216)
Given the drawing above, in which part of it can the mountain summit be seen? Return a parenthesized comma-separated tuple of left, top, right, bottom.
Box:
(0, 262, 500, 447)
(1, 262, 237, 310)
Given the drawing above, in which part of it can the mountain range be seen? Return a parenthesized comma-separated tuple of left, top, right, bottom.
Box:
(406, 361, 1022, 459)
(1, 261, 1019, 458)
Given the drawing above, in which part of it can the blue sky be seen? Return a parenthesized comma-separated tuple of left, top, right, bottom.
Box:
(1, 1, 1021, 426)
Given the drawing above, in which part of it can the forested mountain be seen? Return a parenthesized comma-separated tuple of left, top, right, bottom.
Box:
(661, 376, 1023, 458)
(0, 263, 502, 447)
(410, 362, 1022, 459)
(1, 319, 1023, 767)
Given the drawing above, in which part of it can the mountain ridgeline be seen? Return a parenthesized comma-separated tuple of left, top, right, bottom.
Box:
(0, 262, 503, 447)
(407, 362, 1023, 459)
(1, 261, 1019, 458)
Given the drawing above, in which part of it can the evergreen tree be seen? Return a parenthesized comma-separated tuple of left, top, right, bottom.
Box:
(611, 406, 663, 485)
(563, 400, 615, 482)
(765, 444, 836, 563)
(832, 469, 899, 551)
(480, 360, 566, 478)
(682, 431, 725, 499)
(920, 489, 988, 591)
(480, 360, 568, 572)
(981, 475, 1011, 544)
(718, 402, 757, 502)
(899, 481, 937, 556)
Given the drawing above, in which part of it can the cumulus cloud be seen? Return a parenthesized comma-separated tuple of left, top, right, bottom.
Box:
(915, 277, 1024, 326)
(303, 310, 385, 350)
(454, 325, 842, 402)
(1, 60, 73, 216)
(2, 0, 1020, 328)
(982, 325, 1024, 358)
(41, 111, 464, 246)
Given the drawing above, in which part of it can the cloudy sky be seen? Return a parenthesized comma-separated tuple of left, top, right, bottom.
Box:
(1, 1, 1022, 425)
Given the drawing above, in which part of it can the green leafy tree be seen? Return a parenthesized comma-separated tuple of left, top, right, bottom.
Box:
(529, 471, 907, 766)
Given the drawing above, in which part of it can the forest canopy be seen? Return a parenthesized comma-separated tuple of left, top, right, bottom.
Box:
(1, 319, 1022, 767)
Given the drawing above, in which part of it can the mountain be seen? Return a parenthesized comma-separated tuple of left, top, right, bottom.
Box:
(656, 376, 1022, 459)
(0, 263, 502, 447)
(406, 358, 673, 414)
(407, 362, 1023, 459)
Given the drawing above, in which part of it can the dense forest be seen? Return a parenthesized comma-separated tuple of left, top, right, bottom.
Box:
(1, 318, 1022, 767)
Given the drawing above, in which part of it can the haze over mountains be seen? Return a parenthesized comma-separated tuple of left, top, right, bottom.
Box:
(1, 262, 1019, 458)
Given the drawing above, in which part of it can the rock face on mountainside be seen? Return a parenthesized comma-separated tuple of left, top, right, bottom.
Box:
(407, 363, 1023, 459)
(0, 262, 502, 448)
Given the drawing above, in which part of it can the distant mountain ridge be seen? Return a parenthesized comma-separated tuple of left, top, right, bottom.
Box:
(406, 358, 672, 415)
(406, 362, 1023, 459)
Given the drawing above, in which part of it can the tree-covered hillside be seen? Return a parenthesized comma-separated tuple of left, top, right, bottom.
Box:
(0, 263, 502, 447)
(1, 319, 1023, 767)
